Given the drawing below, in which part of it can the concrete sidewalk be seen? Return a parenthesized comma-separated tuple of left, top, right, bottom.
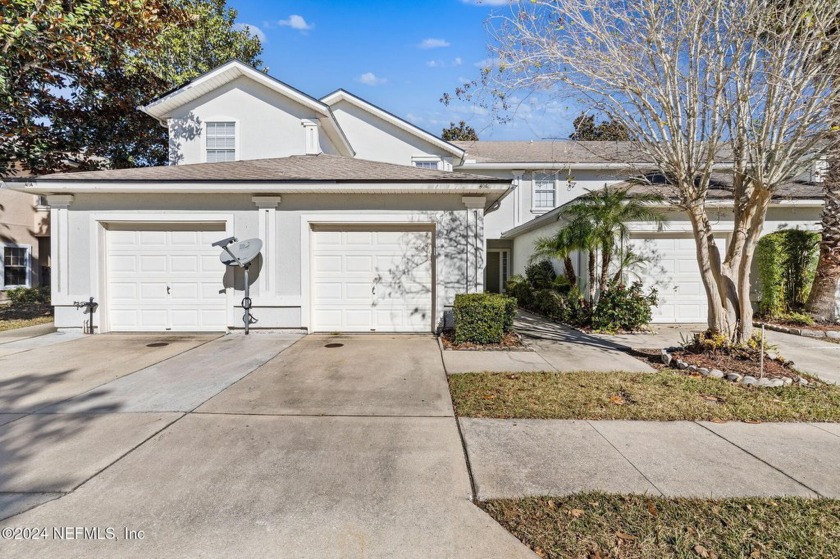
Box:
(443, 312, 654, 374)
(461, 418, 840, 500)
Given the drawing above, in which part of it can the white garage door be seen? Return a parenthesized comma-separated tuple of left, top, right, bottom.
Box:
(628, 234, 726, 323)
(107, 225, 228, 332)
(311, 227, 433, 332)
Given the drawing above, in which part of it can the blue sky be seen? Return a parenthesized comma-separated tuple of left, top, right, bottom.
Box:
(228, 0, 582, 141)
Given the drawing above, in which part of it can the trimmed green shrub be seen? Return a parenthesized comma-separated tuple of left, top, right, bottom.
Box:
(525, 259, 556, 290)
(756, 229, 819, 317)
(532, 289, 568, 321)
(506, 275, 534, 309)
(454, 293, 517, 344)
(564, 289, 592, 328)
(591, 281, 657, 332)
(5, 286, 50, 306)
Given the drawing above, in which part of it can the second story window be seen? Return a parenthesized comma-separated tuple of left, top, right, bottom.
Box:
(533, 172, 556, 210)
(206, 122, 236, 162)
(412, 156, 442, 170)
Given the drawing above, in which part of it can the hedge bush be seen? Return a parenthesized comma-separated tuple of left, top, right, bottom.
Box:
(5, 286, 50, 306)
(532, 289, 568, 321)
(756, 229, 819, 317)
(453, 293, 517, 344)
(591, 281, 658, 332)
(525, 259, 557, 290)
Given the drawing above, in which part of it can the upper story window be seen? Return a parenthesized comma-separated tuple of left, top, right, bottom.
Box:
(206, 122, 236, 162)
(2, 245, 30, 289)
(533, 172, 557, 210)
(412, 156, 442, 170)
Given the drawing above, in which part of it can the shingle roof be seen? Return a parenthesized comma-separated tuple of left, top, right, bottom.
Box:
(618, 173, 823, 200)
(26, 154, 509, 183)
(454, 140, 652, 164)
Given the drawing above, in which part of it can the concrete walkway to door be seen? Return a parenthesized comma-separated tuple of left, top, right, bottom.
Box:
(0, 333, 536, 559)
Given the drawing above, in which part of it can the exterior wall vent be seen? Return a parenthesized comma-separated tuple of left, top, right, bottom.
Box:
(301, 119, 322, 155)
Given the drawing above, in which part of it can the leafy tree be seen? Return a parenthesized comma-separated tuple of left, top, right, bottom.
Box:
(0, 0, 263, 175)
(569, 113, 631, 141)
(441, 121, 479, 141)
(475, 0, 840, 342)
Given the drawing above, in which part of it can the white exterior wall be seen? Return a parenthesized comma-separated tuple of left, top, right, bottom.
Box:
(477, 168, 629, 240)
(329, 100, 457, 169)
(51, 192, 485, 333)
(510, 202, 823, 288)
(167, 77, 340, 165)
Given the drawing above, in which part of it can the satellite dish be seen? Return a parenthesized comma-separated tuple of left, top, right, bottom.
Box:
(219, 238, 263, 267)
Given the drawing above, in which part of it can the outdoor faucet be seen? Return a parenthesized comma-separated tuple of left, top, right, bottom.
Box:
(73, 297, 99, 334)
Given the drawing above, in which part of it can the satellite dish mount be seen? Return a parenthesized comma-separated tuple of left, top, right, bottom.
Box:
(213, 236, 263, 334)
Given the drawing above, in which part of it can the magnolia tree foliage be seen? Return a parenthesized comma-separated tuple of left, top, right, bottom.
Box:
(0, 0, 262, 175)
(479, 0, 840, 341)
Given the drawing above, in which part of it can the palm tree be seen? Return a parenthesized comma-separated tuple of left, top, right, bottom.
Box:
(532, 185, 667, 303)
(563, 185, 667, 294)
(806, 143, 840, 323)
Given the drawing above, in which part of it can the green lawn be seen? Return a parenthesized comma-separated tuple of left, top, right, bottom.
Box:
(448, 370, 840, 422)
(0, 315, 53, 332)
(481, 493, 840, 559)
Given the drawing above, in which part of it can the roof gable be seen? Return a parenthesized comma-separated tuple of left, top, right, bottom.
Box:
(321, 89, 465, 160)
(141, 60, 354, 157)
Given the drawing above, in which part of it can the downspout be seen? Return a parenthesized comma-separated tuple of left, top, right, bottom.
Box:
(474, 209, 479, 292)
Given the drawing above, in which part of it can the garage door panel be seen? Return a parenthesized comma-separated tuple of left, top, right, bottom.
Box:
(311, 228, 433, 332)
(139, 255, 167, 273)
(108, 226, 227, 332)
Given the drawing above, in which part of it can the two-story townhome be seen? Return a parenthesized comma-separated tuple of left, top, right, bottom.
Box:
(3, 60, 833, 329)
(4, 61, 509, 333)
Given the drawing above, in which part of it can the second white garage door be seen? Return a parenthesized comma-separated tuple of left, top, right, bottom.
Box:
(311, 227, 433, 332)
(628, 234, 726, 323)
(107, 224, 228, 332)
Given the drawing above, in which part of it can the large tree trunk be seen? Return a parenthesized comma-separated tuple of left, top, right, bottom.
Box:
(587, 250, 597, 304)
(806, 150, 840, 323)
(686, 202, 728, 335)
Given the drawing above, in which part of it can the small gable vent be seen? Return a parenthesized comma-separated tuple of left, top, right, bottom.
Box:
(301, 119, 322, 155)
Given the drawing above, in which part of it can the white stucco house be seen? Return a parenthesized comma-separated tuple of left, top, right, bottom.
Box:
(453, 141, 831, 323)
(2, 60, 833, 330)
(3, 61, 510, 333)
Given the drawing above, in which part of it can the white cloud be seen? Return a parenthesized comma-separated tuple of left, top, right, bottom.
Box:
(406, 113, 423, 123)
(418, 38, 450, 49)
(278, 15, 314, 31)
(474, 57, 501, 69)
(358, 72, 388, 86)
(233, 23, 266, 43)
(426, 57, 463, 68)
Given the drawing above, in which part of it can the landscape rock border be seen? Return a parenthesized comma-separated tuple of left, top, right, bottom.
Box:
(660, 348, 807, 388)
(755, 322, 840, 340)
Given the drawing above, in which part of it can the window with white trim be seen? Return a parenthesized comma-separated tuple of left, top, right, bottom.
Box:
(206, 122, 236, 162)
(533, 172, 557, 209)
(1, 245, 31, 289)
(412, 156, 442, 170)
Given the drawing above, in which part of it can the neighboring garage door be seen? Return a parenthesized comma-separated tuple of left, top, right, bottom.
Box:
(311, 226, 433, 332)
(107, 224, 227, 331)
(628, 234, 726, 323)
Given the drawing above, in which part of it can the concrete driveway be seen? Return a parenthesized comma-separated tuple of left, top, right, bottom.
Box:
(0, 332, 535, 559)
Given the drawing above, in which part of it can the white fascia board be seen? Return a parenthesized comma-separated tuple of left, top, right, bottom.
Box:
(143, 61, 331, 121)
(321, 90, 465, 161)
(10, 181, 508, 196)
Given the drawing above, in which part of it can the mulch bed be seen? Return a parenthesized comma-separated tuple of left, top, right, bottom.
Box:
(439, 329, 528, 351)
(632, 347, 802, 381)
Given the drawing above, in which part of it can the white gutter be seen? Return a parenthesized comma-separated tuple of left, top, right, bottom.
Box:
(457, 162, 737, 171)
(5, 180, 508, 196)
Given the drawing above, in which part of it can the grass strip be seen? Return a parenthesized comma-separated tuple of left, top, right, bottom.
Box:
(481, 493, 840, 559)
(448, 370, 840, 422)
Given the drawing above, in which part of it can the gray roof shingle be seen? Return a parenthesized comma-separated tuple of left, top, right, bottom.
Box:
(454, 140, 652, 164)
(25, 154, 509, 183)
